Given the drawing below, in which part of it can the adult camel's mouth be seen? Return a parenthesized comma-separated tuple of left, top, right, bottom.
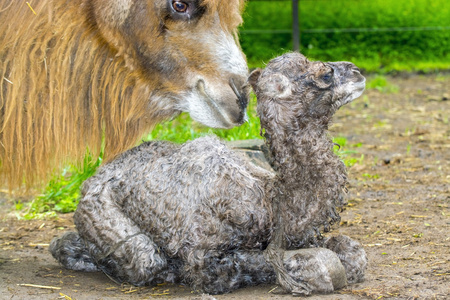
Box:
(188, 78, 248, 128)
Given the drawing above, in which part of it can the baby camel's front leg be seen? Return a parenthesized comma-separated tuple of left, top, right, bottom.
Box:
(322, 235, 368, 284)
(182, 248, 276, 295)
(74, 181, 168, 285)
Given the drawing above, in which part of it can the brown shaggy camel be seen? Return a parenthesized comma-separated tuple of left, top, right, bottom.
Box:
(0, 0, 249, 188)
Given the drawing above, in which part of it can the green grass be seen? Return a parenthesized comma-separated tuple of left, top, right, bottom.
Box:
(332, 136, 365, 168)
(144, 96, 262, 143)
(366, 76, 399, 93)
(17, 152, 102, 219)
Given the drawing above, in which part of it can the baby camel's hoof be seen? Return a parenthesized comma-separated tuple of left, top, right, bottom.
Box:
(283, 248, 348, 294)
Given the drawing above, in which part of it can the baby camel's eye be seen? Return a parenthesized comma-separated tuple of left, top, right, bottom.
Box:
(321, 70, 334, 84)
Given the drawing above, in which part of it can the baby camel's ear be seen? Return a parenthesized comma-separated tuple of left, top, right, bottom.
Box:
(248, 68, 262, 92)
(262, 73, 292, 100)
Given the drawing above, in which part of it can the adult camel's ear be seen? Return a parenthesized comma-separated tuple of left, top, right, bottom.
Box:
(90, 0, 137, 69)
(248, 68, 262, 92)
(92, 0, 134, 27)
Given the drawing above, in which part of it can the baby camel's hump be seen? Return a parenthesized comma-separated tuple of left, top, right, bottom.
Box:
(117, 136, 273, 254)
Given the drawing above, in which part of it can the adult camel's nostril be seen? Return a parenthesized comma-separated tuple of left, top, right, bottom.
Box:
(229, 77, 241, 99)
(229, 77, 249, 111)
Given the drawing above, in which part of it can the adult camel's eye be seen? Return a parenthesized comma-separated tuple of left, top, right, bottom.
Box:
(172, 1, 188, 13)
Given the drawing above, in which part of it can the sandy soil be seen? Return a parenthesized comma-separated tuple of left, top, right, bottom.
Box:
(1, 74, 449, 299)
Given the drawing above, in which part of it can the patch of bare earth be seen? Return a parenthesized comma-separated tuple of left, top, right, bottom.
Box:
(1, 74, 449, 299)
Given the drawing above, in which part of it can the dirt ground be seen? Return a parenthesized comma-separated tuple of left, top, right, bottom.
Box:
(1, 74, 449, 299)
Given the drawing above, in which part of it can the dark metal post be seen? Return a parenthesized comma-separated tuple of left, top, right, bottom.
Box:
(292, 0, 300, 51)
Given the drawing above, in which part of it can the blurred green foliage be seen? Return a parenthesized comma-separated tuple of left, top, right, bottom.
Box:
(241, 0, 450, 72)
(18, 152, 102, 219)
(366, 75, 399, 93)
(144, 96, 262, 143)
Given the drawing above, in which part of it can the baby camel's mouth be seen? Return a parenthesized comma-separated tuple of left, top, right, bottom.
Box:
(353, 76, 366, 98)
(339, 78, 366, 106)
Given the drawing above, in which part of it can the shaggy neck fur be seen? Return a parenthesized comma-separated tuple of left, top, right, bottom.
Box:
(261, 109, 347, 249)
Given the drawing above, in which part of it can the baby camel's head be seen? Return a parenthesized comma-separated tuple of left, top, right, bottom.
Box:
(249, 52, 365, 130)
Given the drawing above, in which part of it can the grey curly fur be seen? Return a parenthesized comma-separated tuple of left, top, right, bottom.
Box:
(50, 52, 367, 295)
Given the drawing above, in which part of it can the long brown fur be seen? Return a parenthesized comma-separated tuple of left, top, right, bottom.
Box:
(0, 0, 246, 189)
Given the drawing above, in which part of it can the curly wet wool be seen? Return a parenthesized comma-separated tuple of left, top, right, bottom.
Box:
(50, 52, 367, 295)
(254, 54, 349, 248)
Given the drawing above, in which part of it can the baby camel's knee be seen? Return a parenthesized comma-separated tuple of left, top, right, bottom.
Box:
(323, 235, 368, 283)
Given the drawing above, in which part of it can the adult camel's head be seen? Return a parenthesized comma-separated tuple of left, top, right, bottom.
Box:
(0, 0, 249, 188)
(91, 0, 250, 128)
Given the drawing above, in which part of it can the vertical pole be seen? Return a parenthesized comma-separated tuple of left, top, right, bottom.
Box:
(292, 0, 300, 51)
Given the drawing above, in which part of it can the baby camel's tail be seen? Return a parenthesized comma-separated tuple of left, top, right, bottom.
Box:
(49, 232, 99, 272)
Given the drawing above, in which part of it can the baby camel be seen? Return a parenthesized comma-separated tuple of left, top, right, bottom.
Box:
(50, 52, 367, 295)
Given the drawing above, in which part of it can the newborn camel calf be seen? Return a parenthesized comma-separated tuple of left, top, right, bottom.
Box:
(50, 52, 367, 295)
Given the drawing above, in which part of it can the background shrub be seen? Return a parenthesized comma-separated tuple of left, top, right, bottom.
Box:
(240, 0, 450, 72)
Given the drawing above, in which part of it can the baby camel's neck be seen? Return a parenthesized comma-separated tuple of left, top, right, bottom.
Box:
(268, 122, 334, 175)
(265, 122, 347, 248)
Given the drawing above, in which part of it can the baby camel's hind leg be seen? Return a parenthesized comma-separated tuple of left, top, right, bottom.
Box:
(322, 235, 368, 283)
(74, 183, 170, 285)
(183, 249, 275, 295)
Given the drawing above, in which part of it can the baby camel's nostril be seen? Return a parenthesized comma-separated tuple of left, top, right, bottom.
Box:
(352, 66, 361, 72)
